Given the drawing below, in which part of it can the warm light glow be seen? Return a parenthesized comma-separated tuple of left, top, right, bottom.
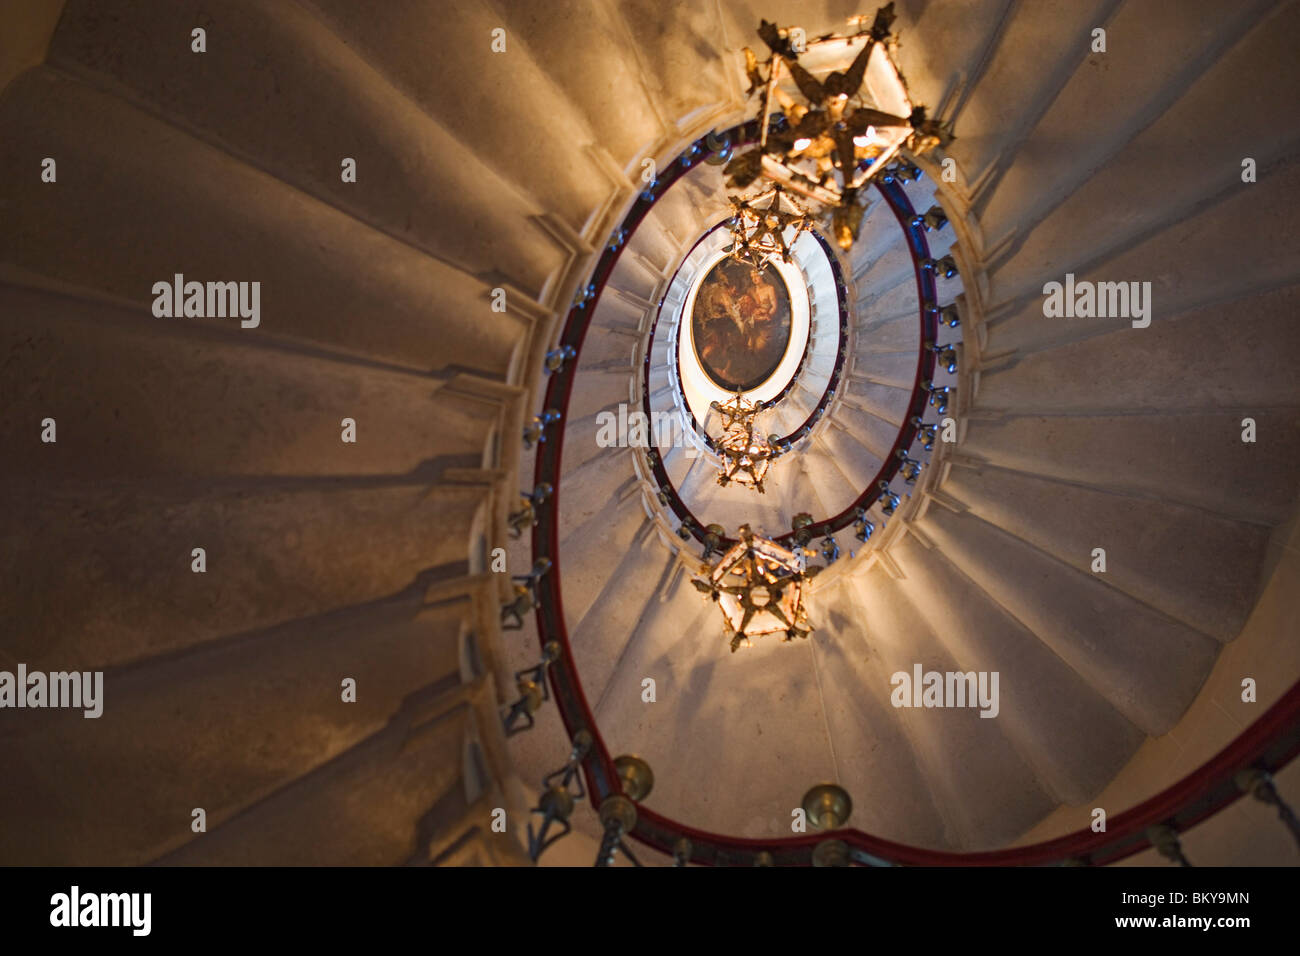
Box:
(693, 526, 816, 653)
(711, 392, 774, 493)
(727, 9, 941, 250)
(724, 186, 815, 270)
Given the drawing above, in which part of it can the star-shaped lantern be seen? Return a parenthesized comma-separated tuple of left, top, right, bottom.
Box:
(710, 392, 776, 493)
(692, 525, 819, 652)
(726, 185, 814, 269)
(726, 3, 954, 250)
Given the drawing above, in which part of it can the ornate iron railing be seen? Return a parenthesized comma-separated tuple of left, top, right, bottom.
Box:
(522, 123, 1300, 865)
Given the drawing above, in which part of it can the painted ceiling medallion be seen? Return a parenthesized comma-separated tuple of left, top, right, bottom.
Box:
(692, 525, 819, 653)
(691, 258, 794, 393)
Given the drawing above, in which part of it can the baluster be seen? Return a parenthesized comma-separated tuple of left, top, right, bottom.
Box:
(1236, 769, 1300, 850)
(500, 558, 553, 630)
(526, 731, 593, 862)
(1146, 824, 1193, 867)
(910, 204, 948, 232)
(572, 282, 597, 310)
(522, 408, 562, 449)
(910, 415, 937, 451)
(853, 507, 875, 543)
(507, 483, 553, 538)
(673, 837, 693, 867)
(804, 783, 853, 867)
(594, 755, 654, 867)
(878, 480, 900, 516)
(544, 345, 576, 374)
(595, 797, 639, 867)
(792, 512, 815, 548)
(812, 840, 851, 867)
(502, 641, 561, 737)
(932, 343, 958, 374)
(702, 523, 727, 560)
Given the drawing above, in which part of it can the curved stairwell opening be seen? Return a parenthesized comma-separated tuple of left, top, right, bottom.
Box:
(1, 0, 1298, 868)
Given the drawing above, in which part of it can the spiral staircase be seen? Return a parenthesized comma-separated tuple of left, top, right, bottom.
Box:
(1, 0, 1298, 867)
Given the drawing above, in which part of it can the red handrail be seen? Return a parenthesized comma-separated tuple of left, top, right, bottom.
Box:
(528, 126, 1300, 865)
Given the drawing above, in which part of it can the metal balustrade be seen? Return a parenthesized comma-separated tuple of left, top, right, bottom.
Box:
(629, 153, 954, 553)
(512, 123, 1300, 866)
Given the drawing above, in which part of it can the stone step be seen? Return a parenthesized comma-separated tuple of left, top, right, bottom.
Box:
(0, 68, 524, 377)
(2, 478, 490, 672)
(302, 0, 616, 236)
(0, 283, 499, 480)
(0, 595, 475, 864)
(917, 509, 1220, 735)
(49, 0, 568, 298)
(942, 463, 1271, 642)
(834, 572, 1057, 850)
(961, 409, 1300, 526)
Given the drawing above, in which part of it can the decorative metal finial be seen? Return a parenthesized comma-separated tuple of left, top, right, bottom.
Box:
(614, 754, 655, 802)
(594, 796, 641, 867)
(802, 783, 853, 831)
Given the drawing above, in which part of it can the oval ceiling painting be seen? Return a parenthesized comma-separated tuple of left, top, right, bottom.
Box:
(690, 259, 793, 392)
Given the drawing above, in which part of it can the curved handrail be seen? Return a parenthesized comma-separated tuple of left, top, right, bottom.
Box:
(773, 226, 852, 443)
(531, 121, 938, 846)
(528, 123, 1300, 866)
(602, 678, 1300, 866)
(625, 138, 939, 548)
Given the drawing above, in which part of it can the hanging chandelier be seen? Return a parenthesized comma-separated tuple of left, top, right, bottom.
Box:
(725, 184, 815, 270)
(710, 392, 775, 492)
(725, 3, 953, 250)
(692, 525, 818, 653)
